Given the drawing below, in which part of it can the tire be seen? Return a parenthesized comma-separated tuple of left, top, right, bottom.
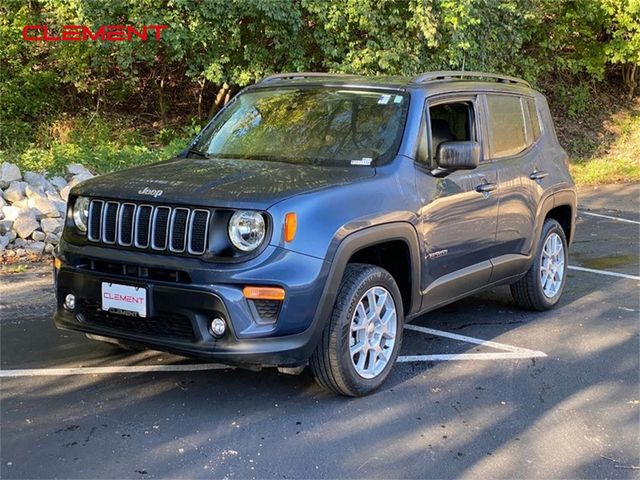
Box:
(310, 263, 404, 396)
(510, 218, 568, 311)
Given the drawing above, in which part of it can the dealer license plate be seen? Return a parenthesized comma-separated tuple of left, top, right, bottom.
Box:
(101, 282, 147, 318)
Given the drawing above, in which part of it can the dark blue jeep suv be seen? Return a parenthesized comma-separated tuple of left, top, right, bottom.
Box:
(54, 71, 577, 396)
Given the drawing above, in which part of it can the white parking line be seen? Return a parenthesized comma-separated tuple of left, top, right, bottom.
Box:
(398, 324, 547, 362)
(0, 363, 232, 377)
(0, 325, 547, 377)
(568, 265, 640, 280)
(579, 210, 640, 225)
(397, 352, 547, 362)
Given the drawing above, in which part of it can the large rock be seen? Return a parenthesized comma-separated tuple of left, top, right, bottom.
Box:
(25, 183, 46, 198)
(13, 215, 40, 239)
(66, 163, 93, 176)
(0, 163, 22, 188)
(11, 198, 30, 210)
(2, 205, 23, 221)
(3, 181, 27, 203)
(25, 241, 46, 254)
(59, 185, 71, 202)
(28, 196, 60, 218)
(0, 231, 15, 250)
(46, 191, 67, 214)
(0, 219, 14, 234)
(49, 176, 67, 190)
(31, 230, 46, 241)
(23, 171, 50, 191)
(45, 232, 60, 244)
(41, 217, 64, 234)
(0, 196, 6, 208)
(67, 173, 93, 188)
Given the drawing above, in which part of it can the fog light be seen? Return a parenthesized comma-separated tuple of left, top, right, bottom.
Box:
(209, 317, 226, 338)
(64, 293, 76, 311)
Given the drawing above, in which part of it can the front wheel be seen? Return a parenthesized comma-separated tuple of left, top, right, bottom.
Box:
(510, 218, 568, 311)
(310, 264, 404, 396)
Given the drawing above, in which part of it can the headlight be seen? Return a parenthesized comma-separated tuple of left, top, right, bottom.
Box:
(72, 196, 90, 232)
(228, 210, 266, 252)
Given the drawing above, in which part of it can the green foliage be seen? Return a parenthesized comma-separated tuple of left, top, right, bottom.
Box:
(3, 137, 188, 176)
(569, 105, 640, 185)
(0, 0, 637, 177)
(0, 1, 62, 150)
(557, 83, 593, 118)
(0, 114, 188, 175)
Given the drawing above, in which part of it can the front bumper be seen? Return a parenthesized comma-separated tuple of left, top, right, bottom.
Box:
(54, 240, 331, 366)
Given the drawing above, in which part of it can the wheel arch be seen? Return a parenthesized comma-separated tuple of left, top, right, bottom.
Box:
(323, 222, 422, 318)
(531, 189, 576, 256)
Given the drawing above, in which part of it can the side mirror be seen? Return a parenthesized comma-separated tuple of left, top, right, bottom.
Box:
(435, 141, 480, 172)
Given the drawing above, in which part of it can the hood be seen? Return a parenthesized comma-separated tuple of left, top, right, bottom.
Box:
(72, 157, 376, 209)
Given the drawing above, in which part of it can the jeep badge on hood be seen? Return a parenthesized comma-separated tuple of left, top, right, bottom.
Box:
(138, 186, 163, 197)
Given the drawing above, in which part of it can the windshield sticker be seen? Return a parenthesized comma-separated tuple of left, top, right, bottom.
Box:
(351, 157, 373, 166)
(394, 95, 403, 104)
(377, 94, 391, 105)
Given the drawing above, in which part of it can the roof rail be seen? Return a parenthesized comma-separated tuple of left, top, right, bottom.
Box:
(411, 71, 530, 87)
(260, 72, 358, 84)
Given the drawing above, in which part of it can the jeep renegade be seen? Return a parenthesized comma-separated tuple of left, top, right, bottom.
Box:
(54, 71, 577, 396)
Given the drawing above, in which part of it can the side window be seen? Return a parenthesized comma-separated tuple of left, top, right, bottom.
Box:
(524, 97, 541, 145)
(428, 102, 474, 160)
(486, 94, 527, 158)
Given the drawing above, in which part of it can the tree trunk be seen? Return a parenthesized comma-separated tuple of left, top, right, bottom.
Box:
(208, 83, 230, 118)
(158, 67, 168, 127)
(622, 63, 638, 99)
(197, 78, 206, 120)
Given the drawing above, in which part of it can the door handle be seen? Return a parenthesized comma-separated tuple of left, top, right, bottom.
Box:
(475, 182, 497, 193)
(530, 170, 549, 180)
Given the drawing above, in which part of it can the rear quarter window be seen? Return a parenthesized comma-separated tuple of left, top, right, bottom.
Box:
(525, 97, 541, 144)
(486, 94, 527, 158)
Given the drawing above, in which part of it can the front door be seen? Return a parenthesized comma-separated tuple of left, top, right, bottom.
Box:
(415, 95, 499, 309)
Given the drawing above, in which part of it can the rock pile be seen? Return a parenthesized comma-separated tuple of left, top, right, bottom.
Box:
(0, 162, 94, 258)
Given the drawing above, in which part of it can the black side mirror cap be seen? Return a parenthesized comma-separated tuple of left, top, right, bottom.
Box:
(435, 141, 481, 172)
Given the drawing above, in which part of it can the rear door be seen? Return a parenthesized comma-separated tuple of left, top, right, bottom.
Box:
(415, 94, 500, 308)
(483, 93, 546, 280)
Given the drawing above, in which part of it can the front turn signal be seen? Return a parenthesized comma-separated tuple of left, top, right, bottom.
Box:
(284, 212, 297, 243)
(243, 286, 286, 301)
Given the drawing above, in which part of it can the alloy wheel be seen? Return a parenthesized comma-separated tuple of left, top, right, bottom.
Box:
(540, 232, 565, 298)
(349, 286, 398, 379)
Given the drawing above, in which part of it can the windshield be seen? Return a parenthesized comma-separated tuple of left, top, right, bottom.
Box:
(191, 87, 408, 166)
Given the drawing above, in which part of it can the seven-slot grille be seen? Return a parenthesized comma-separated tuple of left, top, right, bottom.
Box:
(87, 200, 210, 255)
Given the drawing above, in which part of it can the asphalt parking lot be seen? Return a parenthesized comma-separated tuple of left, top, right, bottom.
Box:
(1, 184, 639, 479)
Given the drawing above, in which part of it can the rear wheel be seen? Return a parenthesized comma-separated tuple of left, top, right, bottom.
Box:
(310, 264, 404, 396)
(510, 218, 568, 311)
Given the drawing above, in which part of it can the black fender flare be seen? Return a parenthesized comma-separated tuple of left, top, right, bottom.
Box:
(531, 188, 577, 257)
(312, 222, 422, 330)
(552, 187, 578, 245)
